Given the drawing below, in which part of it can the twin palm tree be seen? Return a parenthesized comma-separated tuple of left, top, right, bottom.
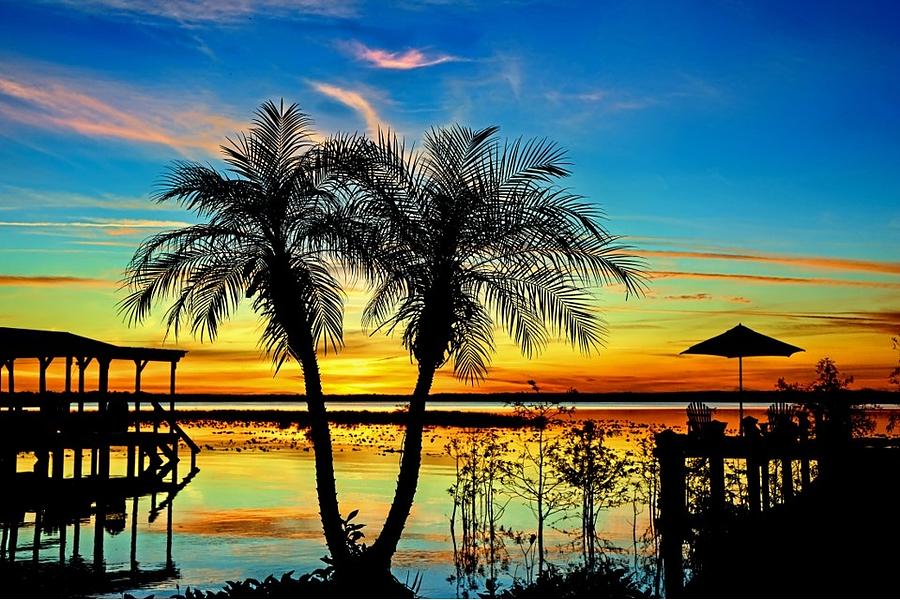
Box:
(120, 101, 367, 569)
(122, 101, 645, 580)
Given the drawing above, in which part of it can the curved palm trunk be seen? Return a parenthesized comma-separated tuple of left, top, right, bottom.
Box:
(368, 360, 437, 569)
(294, 337, 349, 569)
(272, 283, 348, 570)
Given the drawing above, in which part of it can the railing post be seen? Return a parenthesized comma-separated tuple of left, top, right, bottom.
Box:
(743, 416, 762, 513)
(655, 429, 686, 598)
(706, 421, 727, 517)
(781, 455, 793, 501)
(65, 356, 72, 393)
(799, 412, 811, 491)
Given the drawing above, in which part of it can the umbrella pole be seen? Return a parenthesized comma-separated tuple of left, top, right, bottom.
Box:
(739, 356, 744, 435)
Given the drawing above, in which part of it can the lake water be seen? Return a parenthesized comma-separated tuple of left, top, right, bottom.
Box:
(8, 403, 897, 598)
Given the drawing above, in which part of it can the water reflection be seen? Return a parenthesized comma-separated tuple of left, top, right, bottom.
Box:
(1, 455, 197, 596)
(4, 406, 897, 598)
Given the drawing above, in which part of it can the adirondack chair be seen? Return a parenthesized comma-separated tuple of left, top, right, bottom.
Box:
(687, 401, 715, 435)
(767, 401, 796, 433)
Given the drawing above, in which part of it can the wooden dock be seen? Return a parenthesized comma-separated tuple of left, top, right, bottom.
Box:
(0, 326, 199, 593)
(654, 399, 900, 597)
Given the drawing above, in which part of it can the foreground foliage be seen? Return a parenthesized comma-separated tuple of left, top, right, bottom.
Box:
(498, 563, 647, 599)
(172, 569, 416, 599)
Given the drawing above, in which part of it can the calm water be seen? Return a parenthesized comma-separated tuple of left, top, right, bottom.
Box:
(10, 404, 897, 598)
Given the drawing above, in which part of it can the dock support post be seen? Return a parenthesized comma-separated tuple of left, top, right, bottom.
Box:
(74, 446, 83, 480)
(98, 357, 110, 396)
(130, 496, 139, 572)
(127, 444, 136, 478)
(166, 489, 174, 570)
(59, 519, 67, 564)
(73, 517, 80, 558)
(6, 360, 15, 396)
(8, 518, 18, 562)
(655, 430, 686, 598)
(32, 510, 42, 562)
(52, 447, 64, 479)
(93, 503, 105, 572)
(38, 356, 53, 394)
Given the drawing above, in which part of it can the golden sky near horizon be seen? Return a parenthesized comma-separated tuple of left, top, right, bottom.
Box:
(1, 1, 899, 395)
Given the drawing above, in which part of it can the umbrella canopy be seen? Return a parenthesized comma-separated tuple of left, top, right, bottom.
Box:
(681, 323, 804, 432)
(681, 323, 804, 361)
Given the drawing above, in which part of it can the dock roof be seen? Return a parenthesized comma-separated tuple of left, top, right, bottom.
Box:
(0, 327, 186, 362)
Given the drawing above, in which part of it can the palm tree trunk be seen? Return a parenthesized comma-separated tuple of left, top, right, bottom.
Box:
(271, 276, 348, 570)
(293, 336, 349, 569)
(368, 360, 437, 569)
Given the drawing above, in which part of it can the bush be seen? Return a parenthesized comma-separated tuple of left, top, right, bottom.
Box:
(498, 563, 647, 599)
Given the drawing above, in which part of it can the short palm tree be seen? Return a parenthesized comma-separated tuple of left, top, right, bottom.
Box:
(120, 100, 364, 570)
(353, 125, 647, 569)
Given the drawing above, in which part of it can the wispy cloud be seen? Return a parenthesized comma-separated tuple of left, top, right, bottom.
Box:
(651, 270, 900, 289)
(545, 88, 659, 113)
(0, 274, 111, 287)
(310, 82, 384, 133)
(0, 69, 245, 155)
(347, 41, 462, 70)
(664, 293, 712, 301)
(641, 249, 900, 276)
(43, 0, 355, 25)
(0, 219, 191, 229)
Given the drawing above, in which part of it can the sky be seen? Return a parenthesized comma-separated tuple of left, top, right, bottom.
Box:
(0, 0, 898, 395)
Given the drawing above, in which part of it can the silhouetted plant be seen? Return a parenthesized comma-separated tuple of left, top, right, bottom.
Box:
(120, 100, 371, 571)
(347, 124, 646, 572)
(552, 421, 630, 571)
(775, 357, 876, 438)
(502, 380, 574, 579)
(446, 430, 513, 597)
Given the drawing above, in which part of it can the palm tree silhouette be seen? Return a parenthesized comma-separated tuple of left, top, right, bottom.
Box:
(352, 125, 647, 569)
(120, 100, 365, 570)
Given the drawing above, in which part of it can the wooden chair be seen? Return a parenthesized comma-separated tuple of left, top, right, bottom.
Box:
(767, 401, 796, 433)
(687, 401, 714, 435)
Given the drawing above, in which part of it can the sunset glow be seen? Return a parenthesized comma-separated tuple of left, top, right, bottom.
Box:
(1, 1, 898, 394)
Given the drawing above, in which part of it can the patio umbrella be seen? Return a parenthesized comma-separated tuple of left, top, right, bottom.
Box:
(681, 323, 804, 430)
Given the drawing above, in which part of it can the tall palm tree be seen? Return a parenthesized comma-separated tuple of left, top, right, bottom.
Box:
(352, 125, 647, 570)
(120, 100, 365, 571)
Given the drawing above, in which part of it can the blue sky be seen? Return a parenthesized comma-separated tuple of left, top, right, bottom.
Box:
(1, 0, 898, 393)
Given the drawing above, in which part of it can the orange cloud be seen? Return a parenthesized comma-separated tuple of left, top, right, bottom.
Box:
(641, 248, 900, 276)
(0, 73, 245, 155)
(651, 270, 900, 289)
(348, 42, 461, 70)
(310, 82, 384, 134)
(0, 274, 111, 287)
